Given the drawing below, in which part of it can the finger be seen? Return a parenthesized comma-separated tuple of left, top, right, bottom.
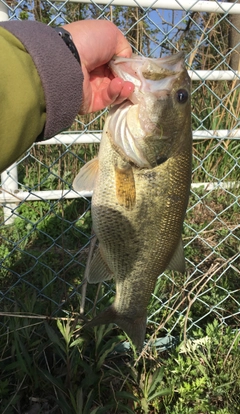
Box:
(87, 78, 134, 113)
(115, 31, 133, 59)
(106, 77, 134, 103)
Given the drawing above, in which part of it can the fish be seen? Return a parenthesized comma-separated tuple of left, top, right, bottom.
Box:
(73, 52, 192, 350)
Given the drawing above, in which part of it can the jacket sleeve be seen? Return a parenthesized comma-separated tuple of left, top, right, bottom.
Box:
(0, 21, 83, 173)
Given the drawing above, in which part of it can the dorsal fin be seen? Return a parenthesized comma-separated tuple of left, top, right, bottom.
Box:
(73, 158, 99, 192)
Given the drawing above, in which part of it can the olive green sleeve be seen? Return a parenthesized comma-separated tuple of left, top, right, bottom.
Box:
(0, 27, 46, 173)
(0, 21, 84, 174)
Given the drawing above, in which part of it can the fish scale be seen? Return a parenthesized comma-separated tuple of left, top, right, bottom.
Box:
(73, 52, 192, 349)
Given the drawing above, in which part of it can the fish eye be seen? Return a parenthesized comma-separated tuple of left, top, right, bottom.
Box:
(176, 89, 188, 103)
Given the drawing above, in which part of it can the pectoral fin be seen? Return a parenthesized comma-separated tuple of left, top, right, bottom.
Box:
(73, 158, 99, 192)
(115, 164, 136, 210)
(167, 238, 185, 273)
(88, 247, 114, 283)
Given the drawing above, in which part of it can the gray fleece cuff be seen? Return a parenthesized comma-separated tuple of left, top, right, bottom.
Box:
(0, 20, 83, 139)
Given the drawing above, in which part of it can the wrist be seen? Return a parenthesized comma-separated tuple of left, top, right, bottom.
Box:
(54, 27, 81, 65)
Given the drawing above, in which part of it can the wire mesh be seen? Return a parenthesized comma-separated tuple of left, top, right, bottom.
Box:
(0, 0, 239, 341)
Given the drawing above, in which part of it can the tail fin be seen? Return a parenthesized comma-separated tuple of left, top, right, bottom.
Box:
(86, 305, 147, 351)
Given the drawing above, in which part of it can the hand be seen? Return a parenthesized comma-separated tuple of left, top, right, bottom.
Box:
(63, 20, 134, 114)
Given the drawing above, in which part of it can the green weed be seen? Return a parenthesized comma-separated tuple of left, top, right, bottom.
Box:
(0, 313, 239, 413)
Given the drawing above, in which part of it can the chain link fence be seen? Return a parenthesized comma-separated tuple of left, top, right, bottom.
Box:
(0, 0, 239, 342)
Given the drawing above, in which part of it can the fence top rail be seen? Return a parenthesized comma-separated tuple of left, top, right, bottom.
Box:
(53, 0, 240, 14)
(35, 129, 240, 146)
(189, 71, 240, 81)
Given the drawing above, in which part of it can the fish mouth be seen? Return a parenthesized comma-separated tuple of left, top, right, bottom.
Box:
(107, 52, 191, 169)
(109, 52, 186, 104)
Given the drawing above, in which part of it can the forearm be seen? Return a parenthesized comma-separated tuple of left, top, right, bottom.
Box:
(0, 21, 83, 173)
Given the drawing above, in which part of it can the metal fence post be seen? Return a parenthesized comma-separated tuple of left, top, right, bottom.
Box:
(0, 1, 8, 21)
(1, 165, 19, 224)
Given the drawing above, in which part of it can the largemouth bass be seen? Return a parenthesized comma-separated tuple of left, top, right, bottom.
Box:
(73, 52, 192, 349)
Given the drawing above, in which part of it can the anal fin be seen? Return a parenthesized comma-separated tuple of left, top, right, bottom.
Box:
(167, 237, 186, 273)
(88, 247, 114, 284)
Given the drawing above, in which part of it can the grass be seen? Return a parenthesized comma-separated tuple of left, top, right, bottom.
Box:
(0, 313, 239, 413)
